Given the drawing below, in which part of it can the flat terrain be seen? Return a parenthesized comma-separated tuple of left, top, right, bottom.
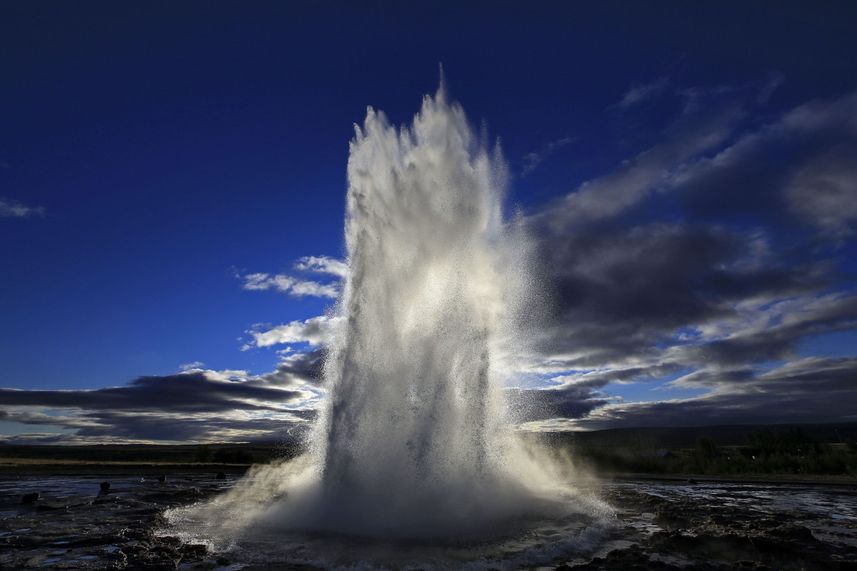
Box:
(0, 470, 236, 569)
(1, 467, 856, 569)
(2, 425, 856, 568)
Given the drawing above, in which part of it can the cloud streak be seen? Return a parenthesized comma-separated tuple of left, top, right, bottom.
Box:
(518, 80, 857, 431)
(295, 255, 348, 277)
(0, 368, 320, 443)
(238, 255, 347, 298)
(242, 272, 339, 298)
(522, 136, 574, 175)
(615, 77, 669, 110)
(245, 315, 338, 349)
(0, 197, 43, 218)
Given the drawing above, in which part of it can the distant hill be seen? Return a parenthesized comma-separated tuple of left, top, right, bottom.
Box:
(2, 422, 856, 464)
(528, 422, 857, 450)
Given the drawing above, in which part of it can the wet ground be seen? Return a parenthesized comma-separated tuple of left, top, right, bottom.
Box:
(1, 470, 856, 569)
(0, 471, 237, 569)
(586, 480, 857, 570)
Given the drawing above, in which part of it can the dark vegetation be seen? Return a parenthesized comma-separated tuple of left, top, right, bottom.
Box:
(543, 423, 857, 478)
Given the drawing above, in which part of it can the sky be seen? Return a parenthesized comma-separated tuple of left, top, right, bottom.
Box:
(2, 1, 857, 443)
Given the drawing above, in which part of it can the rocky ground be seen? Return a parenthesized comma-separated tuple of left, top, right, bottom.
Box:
(0, 471, 241, 569)
(1, 472, 856, 569)
(567, 480, 857, 570)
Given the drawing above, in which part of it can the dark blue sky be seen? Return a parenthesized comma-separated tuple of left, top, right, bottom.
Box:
(2, 2, 857, 442)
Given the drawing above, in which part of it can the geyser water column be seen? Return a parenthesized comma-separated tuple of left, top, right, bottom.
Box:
(166, 85, 612, 557)
(312, 85, 528, 534)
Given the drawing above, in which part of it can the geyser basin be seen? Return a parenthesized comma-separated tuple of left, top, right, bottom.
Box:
(165, 85, 613, 567)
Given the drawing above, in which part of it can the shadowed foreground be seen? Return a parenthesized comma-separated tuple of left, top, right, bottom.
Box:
(2, 468, 856, 570)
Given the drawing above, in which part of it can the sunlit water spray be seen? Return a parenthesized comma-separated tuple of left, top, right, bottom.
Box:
(166, 84, 613, 568)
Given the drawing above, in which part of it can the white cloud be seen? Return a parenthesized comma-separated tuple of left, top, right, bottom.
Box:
(0, 198, 44, 218)
(295, 255, 348, 277)
(247, 315, 338, 349)
(242, 272, 339, 298)
(179, 361, 205, 371)
(238, 255, 347, 298)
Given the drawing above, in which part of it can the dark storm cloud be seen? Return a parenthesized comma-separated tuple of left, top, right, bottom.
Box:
(536, 76, 779, 231)
(0, 411, 300, 444)
(71, 411, 302, 442)
(671, 90, 857, 232)
(520, 81, 857, 430)
(0, 401, 320, 443)
(531, 222, 822, 370)
(675, 292, 857, 367)
(261, 349, 326, 385)
(0, 370, 320, 443)
(508, 384, 609, 423)
(785, 143, 857, 237)
(0, 372, 308, 413)
(573, 357, 857, 429)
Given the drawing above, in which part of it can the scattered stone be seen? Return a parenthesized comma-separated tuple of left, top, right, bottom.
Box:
(3, 475, 857, 570)
(768, 524, 816, 543)
(35, 502, 67, 512)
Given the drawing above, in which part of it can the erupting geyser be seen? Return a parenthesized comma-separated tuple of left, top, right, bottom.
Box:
(167, 83, 611, 564)
(313, 84, 533, 535)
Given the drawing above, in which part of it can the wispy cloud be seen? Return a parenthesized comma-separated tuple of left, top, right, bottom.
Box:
(0, 197, 44, 218)
(295, 255, 348, 277)
(519, 80, 857, 430)
(238, 255, 347, 298)
(615, 76, 669, 110)
(538, 357, 857, 431)
(244, 315, 338, 350)
(242, 272, 339, 298)
(522, 136, 574, 175)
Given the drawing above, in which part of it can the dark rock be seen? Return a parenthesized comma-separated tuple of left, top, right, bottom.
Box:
(182, 543, 208, 559)
(21, 492, 39, 504)
(35, 502, 67, 512)
(92, 496, 116, 505)
(686, 478, 698, 485)
(157, 475, 167, 483)
(100, 481, 111, 493)
(216, 472, 226, 480)
(768, 524, 815, 543)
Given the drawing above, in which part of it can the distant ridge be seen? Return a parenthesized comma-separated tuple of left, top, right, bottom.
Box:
(534, 422, 857, 449)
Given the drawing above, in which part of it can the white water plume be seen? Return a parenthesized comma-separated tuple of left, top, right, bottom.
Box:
(167, 84, 611, 560)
